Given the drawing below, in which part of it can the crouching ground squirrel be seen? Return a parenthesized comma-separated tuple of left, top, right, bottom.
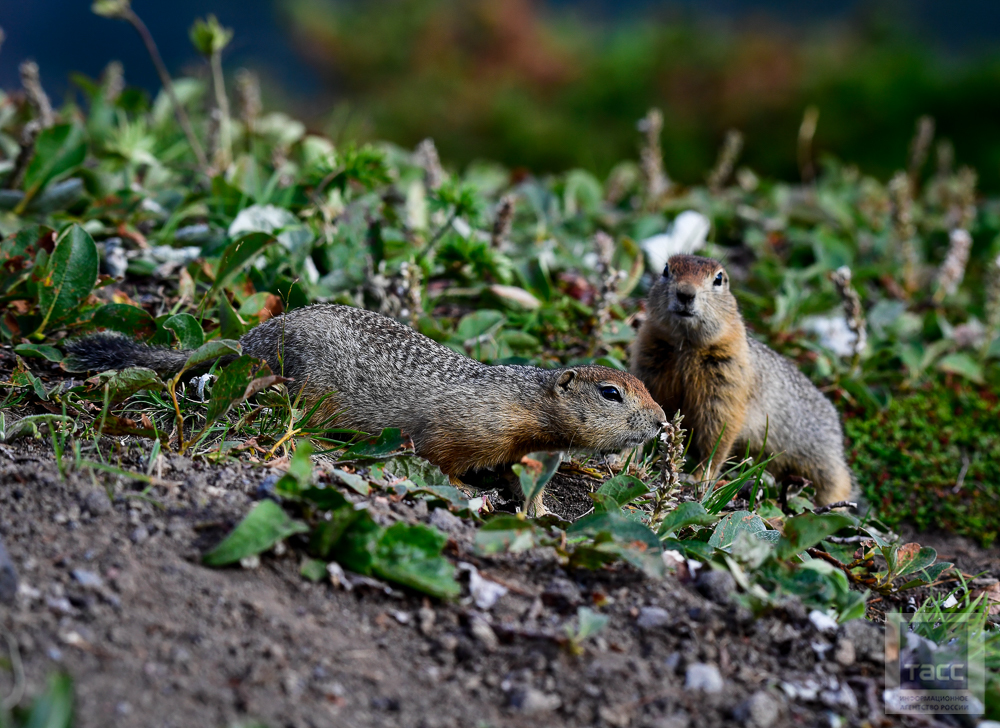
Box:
(631, 255, 853, 505)
(66, 304, 666, 508)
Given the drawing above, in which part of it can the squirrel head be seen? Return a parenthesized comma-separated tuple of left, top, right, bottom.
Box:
(544, 366, 666, 451)
(647, 254, 741, 346)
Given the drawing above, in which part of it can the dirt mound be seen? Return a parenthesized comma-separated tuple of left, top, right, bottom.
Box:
(0, 438, 947, 727)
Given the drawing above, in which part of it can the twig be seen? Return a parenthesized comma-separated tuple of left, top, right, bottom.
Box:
(812, 500, 858, 514)
(798, 106, 819, 184)
(105, 6, 208, 170)
(951, 454, 970, 494)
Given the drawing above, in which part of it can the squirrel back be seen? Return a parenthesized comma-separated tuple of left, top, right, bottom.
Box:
(66, 304, 666, 480)
(631, 255, 852, 505)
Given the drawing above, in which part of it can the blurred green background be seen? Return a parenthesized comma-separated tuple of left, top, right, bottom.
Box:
(5, 0, 1000, 186)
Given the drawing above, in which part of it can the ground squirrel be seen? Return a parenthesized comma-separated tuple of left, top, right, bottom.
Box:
(631, 255, 853, 505)
(66, 304, 666, 506)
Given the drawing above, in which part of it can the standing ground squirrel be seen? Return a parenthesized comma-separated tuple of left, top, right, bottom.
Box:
(631, 255, 853, 505)
(66, 304, 666, 505)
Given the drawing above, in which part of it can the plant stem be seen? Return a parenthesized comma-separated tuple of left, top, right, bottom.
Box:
(415, 210, 457, 263)
(210, 49, 232, 169)
(124, 8, 208, 170)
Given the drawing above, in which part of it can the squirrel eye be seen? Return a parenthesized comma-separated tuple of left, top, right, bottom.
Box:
(600, 386, 623, 403)
(714, 272, 724, 286)
(662, 264, 671, 278)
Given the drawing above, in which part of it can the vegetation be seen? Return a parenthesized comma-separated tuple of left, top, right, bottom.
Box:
(285, 0, 1000, 190)
(0, 3, 999, 716)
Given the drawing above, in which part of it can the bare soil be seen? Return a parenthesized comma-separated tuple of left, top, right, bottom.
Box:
(0, 437, 995, 728)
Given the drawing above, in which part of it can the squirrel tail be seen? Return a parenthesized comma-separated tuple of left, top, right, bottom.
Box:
(63, 333, 194, 375)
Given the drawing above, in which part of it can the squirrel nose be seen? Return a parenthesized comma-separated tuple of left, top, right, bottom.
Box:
(676, 288, 696, 305)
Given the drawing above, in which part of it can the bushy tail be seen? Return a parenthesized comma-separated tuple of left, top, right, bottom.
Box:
(63, 333, 193, 375)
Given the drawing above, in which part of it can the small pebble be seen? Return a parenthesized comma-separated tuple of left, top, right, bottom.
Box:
(743, 690, 781, 727)
(833, 637, 856, 666)
(508, 687, 561, 714)
(71, 569, 104, 589)
(467, 614, 498, 652)
(695, 569, 735, 606)
(130, 526, 149, 544)
(684, 663, 723, 694)
(636, 606, 671, 629)
(808, 610, 838, 633)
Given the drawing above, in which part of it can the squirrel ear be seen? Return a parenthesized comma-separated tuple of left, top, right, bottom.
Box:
(555, 369, 577, 392)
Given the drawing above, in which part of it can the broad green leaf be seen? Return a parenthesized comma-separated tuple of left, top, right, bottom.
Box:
(202, 500, 309, 566)
(92, 303, 156, 339)
(330, 468, 371, 495)
(935, 352, 984, 384)
(455, 309, 505, 341)
(708, 510, 767, 550)
(203, 355, 265, 427)
(20, 672, 74, 728)
(238, 291, 271, 318)
(162, 313, 205, 350)
(383, 457, 450, 487)
(35, 224, 99, 334)
(341, 428, 404, 458)
(299, 486, 350, 511)
(573, 606, 610, 641)
(14, 343, 63, 362)
(310, 506, 365, 558)
(595, 473, 648, 508)
(568, 511, 661, 551)
(512, 451, 561, 510)
(300, 558, 328, 582)
(371, 522, 460, 599)
(475, 515, 538, 554)
(919, 562, 953, 582)
(179, 339, 241, 374)
(218, 294, 246, 339)
(657, 502, 718, 537)
(775, 512, 855, 560)
(589, 492, 621, 514)
(21, 123, 87, 196)
(91, 367, 164, 403)
(210, 232, 275, 294)
(274, 440, 315, 498)
(895, 543, 938, 576)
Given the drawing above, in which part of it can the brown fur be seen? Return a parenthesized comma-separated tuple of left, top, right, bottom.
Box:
(631, 255, 853, 505)
(66, 305, 667, 512)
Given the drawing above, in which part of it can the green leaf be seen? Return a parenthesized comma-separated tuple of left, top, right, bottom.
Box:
(178, 339, 241, 375)
(895, 543, 938, 576)
(455, 309, 505, 341)
(300, 558, 328, 583)
(775, 512, 855, 560)
(93, 367, 164, 403)
(707, 510, 767, 550)
(370, 522, 460, 599)
(20, 672, 75, 728)
(341, 428, 404, 459)
(568, 511, 661, 551)
(936, 352, 984, 384)
(512, 451, 561, 509)
(203, 355, 265, 427)
(310, 506, 365, 558)
(657, 502, 718, 537)
(218, 294, 246, 339)
(329, 468, 371, 496)
(207, 232, 275, 301)
(475, 515, 539, 554)
(162, 313, 205, 350)
(383, 457, 450, 487)
(92, 303, 156, 339)
(595, 473, 648, 508)
(14, 343, 63, 362)
(21, 123, 87, 196)
(35, 225, 99, 334)
(202, 500, 309, 566)
(919, 562, 954, 582)
(273, 440, 315, 498)
(572, 606, 610, 641)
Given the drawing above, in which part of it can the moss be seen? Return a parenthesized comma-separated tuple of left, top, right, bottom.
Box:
(846, 383, 1000, 547)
